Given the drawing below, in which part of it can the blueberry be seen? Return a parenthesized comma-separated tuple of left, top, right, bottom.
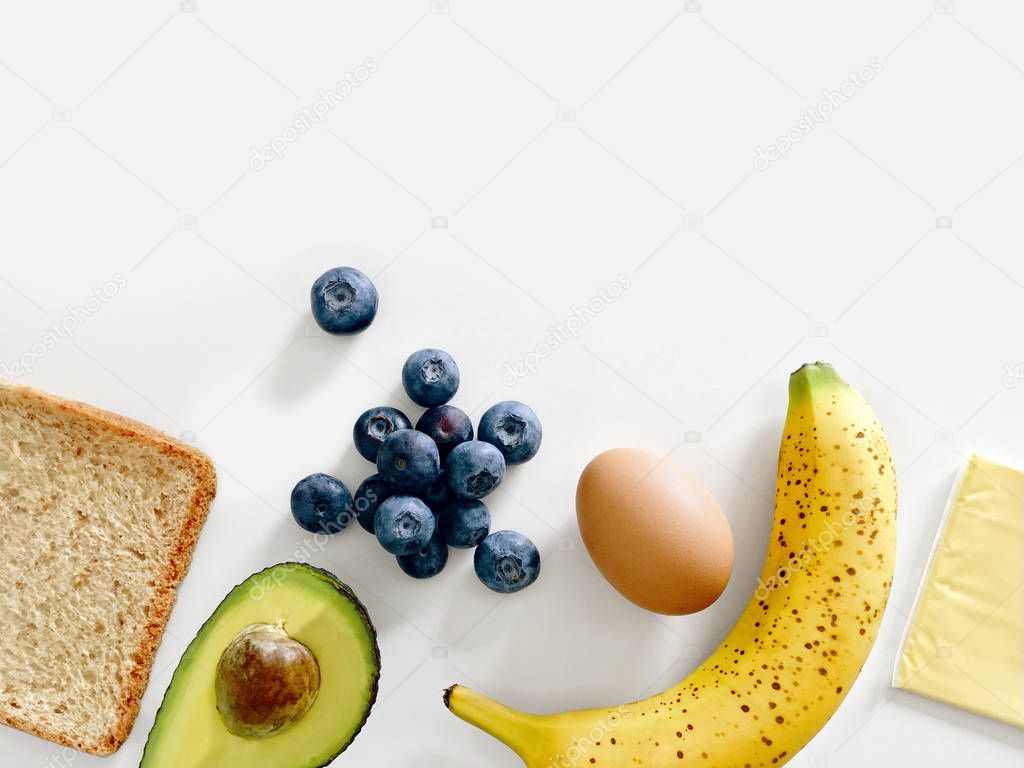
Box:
(396, 532, 449, 579)
(416, 405, 474, 459)
(374, 495, 435, 555)
(402, 348, 460, 407)
(478, 401, 542, 465)
(418, 471, 451, 510)
(353, 474, 393, 533)
(438, 499, 491, 549)
(290, 473, 354, 534)
(446, 440, 505, 499)
(353, 406, 413, 462)
(474, 531, 541, 593)
(310, 267, 378, 334)
(377, 429, 441, 492)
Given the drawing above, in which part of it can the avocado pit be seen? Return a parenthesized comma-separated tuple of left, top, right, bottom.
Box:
(215, 623, 320, 739)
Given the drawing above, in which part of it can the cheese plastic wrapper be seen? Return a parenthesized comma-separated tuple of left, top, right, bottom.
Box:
(893, 455, 1023, 727)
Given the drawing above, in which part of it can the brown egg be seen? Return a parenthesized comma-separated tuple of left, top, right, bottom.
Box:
(576, 448, 734, 615)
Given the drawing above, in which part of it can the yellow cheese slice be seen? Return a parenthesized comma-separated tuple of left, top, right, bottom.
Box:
(894, 454, 1024, 727)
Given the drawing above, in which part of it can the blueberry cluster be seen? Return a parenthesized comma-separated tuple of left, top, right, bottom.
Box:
(290, 347, 542, 594)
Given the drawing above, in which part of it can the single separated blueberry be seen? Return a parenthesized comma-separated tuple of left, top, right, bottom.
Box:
(374, 495, 435, 555)
(474, 530, 541, 593)
(446, 440, 505, 499)
(402, 348, 460, 407)
(310, 266, 378, 334)
(290, 473, 354, 534)
(353, 406, 413, 462)
(478, 401, 542, 464)
(377, 429, 441, 492)
(438, 499, 491, 548)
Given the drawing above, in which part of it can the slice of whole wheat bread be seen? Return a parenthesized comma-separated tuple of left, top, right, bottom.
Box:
(0, 384, 216, 755)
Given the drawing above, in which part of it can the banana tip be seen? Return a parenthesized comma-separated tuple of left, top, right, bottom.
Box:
(789, 361, 848, 402)
(790, 360, 833, 376)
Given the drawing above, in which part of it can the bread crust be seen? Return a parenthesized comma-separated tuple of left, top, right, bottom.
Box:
(0, 384, 217, 755)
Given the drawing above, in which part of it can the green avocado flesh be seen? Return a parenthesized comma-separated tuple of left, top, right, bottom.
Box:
(140, 564, 380, 768)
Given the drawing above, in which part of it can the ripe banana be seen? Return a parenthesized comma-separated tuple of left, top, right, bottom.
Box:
(445, 362, 897, 767)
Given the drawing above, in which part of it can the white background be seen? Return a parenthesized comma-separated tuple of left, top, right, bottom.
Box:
(1, 1, 1023, 766)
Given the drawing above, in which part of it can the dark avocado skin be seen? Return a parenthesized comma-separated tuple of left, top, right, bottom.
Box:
(139, 563, 380, 768)
(299, 562, 381, 760)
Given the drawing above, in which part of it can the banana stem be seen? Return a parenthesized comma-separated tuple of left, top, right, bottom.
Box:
(444, 685, 544, 765)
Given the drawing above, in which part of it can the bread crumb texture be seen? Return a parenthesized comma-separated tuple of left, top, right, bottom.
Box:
(0, 385, 215, 755)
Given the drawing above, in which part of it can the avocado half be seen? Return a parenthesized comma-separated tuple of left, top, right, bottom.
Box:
(140, 563, 380, 767)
